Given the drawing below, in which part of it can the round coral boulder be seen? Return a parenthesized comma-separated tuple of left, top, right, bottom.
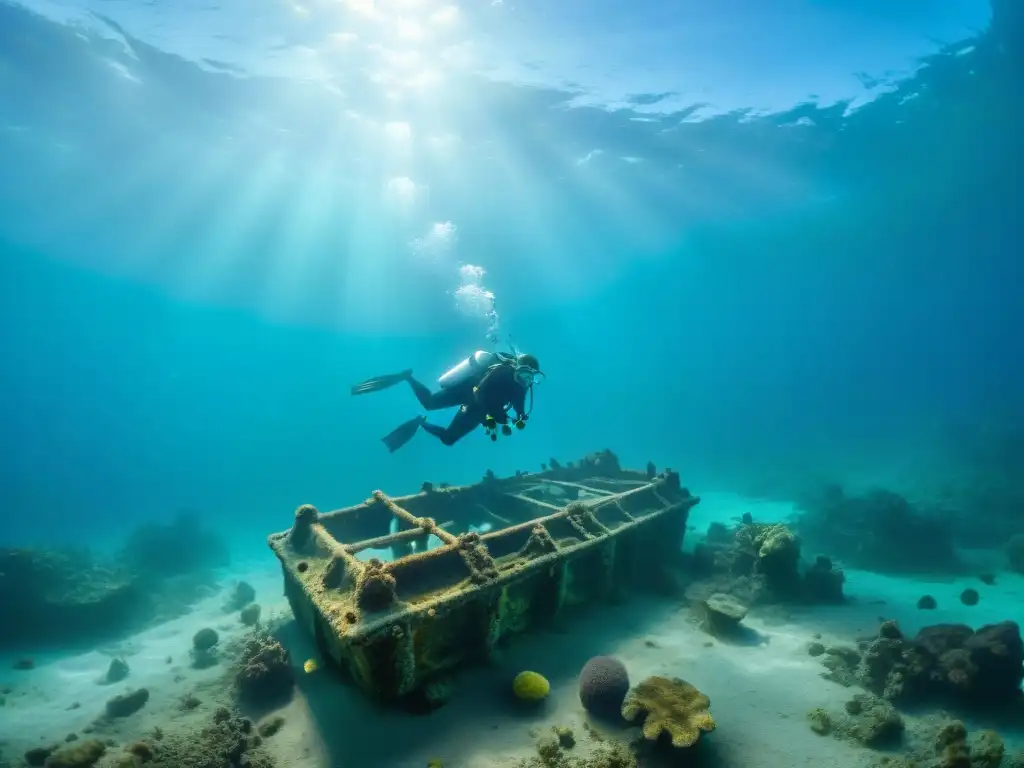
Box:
(579, 656, 630, 720)
(512, 671, 550, 702)
(235, 633, 295, 706)
(193, 628, 219, 651)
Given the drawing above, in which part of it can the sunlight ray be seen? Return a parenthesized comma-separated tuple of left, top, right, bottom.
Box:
(459, 107, 583, 289)
(39, 131, 222, 262)
(183, 143, 297, 299)
(325, 108, 417, 327)
(569, 161, 679, 251)
(266, 151, 347, 311)
(127, 137, 255, 273)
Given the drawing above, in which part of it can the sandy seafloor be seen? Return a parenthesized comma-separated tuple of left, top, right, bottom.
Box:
(2, 492, 1023, 768)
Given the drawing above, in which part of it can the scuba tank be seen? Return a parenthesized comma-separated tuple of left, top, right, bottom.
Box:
(437, 350, 499, 389)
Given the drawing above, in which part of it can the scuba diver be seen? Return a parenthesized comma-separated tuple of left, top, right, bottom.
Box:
(351, 349, 543, 453)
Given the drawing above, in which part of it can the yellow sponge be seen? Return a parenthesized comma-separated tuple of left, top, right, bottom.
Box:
(513, 670, 550, 701)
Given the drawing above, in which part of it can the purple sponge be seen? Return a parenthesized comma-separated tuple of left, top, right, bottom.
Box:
(579, 656, 630, 720)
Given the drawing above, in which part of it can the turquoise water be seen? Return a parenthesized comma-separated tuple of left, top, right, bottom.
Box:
(2, 0, 1017, 551)
(0, 3, 1022, 764)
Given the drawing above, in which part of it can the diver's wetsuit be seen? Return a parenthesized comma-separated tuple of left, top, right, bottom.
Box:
(410, 363, 526, 446)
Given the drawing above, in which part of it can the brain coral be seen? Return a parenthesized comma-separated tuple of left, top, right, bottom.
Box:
(621, 676, 715, 748)
(756, 524, 797, 560)
(579, 656, 630, 719)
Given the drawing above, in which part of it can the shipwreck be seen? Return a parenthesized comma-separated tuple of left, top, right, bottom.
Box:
(267, 449, 700, 705)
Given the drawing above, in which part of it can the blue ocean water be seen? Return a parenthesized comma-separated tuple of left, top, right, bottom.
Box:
(2, 0, 1020, 555)
(2, 2, 1024, 766)
(2, 0, 1018, 552)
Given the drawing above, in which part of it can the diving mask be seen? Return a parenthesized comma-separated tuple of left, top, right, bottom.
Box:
(513, 367, 544, 387)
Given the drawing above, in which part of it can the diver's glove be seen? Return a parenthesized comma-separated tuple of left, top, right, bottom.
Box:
(483, 414, 499, 442)
(501, 424, 512, 436)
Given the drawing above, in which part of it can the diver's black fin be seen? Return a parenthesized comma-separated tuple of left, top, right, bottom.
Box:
(381, 416, 425, 453)
(351, 370, 412, 396)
